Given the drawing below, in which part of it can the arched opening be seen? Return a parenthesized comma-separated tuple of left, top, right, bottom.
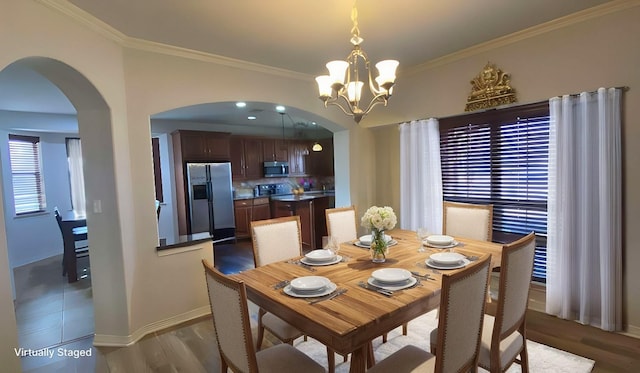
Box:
(0, 57, 126, 353)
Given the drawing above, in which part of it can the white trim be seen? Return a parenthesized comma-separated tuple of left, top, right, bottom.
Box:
(92, 306, 211, 347)
(156, 243, 204, 257)
(620, 324, 640, 339)
(404, 0, 640, 75)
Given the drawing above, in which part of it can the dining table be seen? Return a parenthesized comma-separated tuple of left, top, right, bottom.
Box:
(232, 229, 503, 373)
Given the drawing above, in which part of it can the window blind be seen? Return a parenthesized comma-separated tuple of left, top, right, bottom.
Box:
(439, 102, 549, 281)
(9, 134, 47, 215)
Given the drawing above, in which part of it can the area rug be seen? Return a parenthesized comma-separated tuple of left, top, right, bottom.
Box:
(288, 309, 595, 373)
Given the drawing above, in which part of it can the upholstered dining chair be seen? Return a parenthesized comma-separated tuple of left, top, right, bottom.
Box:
(201, 259, 325, 373)
(368, 255, 491, 373)
(250, 216, 306, 349)
(325, 206, 358, 244)
(443, 201, 494, 241)
(251, 216, 345, 372)
(430, 232, 536, 373)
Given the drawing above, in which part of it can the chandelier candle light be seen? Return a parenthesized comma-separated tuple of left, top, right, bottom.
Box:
(361, 206, 397, 262)
(315, 4, 399, 123)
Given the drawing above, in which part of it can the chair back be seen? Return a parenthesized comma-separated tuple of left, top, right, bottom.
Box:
(53, 207, 65, 234)
(435, 254, 491, 373)
(202, 259, 259, 373)
(325, 206, 358, 244)
(493, 232, 536, 343)
(251, 216, 302, 267)
(443, 201, 493, 241)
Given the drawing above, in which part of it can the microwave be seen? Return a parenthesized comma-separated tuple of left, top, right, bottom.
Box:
(263, 161, 289, 177)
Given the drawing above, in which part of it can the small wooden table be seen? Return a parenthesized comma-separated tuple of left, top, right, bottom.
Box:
(233, 229, 502, 373)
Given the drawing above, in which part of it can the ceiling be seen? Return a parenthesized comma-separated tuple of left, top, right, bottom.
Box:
(0, 0, 614, 133)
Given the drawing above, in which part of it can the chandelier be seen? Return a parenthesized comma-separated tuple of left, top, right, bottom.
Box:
(315, 4, 398, 123)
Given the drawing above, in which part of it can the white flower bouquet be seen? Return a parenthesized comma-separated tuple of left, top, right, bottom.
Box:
(361, 206, 397, 261)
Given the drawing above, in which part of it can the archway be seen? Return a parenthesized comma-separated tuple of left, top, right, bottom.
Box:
(0, 57, 128, 353)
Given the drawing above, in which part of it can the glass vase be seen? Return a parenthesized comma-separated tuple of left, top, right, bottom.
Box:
(370, 229, 389, 263)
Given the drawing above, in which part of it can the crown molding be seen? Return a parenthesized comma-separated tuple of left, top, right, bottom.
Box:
(36, 0, 311, 82)
(403, 0, 640, 76)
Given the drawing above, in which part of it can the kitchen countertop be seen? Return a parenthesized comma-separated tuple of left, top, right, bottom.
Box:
(269, 191, 334, 202)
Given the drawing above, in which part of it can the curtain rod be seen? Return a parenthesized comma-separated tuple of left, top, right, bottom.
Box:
(394, 86, 629, 127)
(550, 85, 629, 99)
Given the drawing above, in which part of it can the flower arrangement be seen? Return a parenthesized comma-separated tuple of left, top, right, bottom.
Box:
(361, 206, 397, 262)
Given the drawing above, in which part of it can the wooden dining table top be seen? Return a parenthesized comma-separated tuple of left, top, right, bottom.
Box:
(232, 229, 502, 373)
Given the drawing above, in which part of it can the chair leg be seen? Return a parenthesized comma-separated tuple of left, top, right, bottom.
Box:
(220, 358, 228, 373)
(382, 333, 388, 343)
(519, 345, 530, 373)
(402, 322, 408, 335)
(256, 308, 266, 350)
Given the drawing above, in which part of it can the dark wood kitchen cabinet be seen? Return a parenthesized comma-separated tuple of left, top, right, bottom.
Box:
(230, 136, 263, 180)
(173, 130, 231, 161)
(262, 138, 289, 162)
(235, 197, 271, 239)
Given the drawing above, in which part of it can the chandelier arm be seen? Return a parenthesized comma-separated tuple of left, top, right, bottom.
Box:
(358, 93, 389, 117)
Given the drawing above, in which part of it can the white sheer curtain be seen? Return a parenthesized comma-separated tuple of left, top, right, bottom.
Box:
(399, 118, 443, 233)
(546, 87, 622, 331)
(66, 138, 86, 216)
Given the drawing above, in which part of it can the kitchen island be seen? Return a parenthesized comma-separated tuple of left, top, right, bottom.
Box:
(270, 192, 335, 251)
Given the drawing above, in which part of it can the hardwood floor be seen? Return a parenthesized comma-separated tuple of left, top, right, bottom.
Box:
(16, 239, 640, 372)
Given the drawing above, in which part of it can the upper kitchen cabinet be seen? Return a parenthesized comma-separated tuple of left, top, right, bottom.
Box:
(308, 138, 334, 176)
(172, 130, 231, 161)
(288, 140, 311, 176)
(230, 136, 263, 180)
(262, 138, 289, 162)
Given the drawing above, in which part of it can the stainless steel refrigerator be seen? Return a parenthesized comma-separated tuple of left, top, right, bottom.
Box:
(186, 162, 235, 243)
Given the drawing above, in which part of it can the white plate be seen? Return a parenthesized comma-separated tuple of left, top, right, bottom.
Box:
(354, 240, 398, 249)
(371, 268, 412, 284)
(423, 240, 459, 249)
(300, 255, 343, 266)
(358, 234, 392, 246)
(283, 282, 337, 298)
(290, 276, 331, 292)
(429, 252, 465, 265)
(368, 277, 417, 291)
(425, 258, 470, 270)
(304, 249, 337, 262)
(426, 235, 455, 246)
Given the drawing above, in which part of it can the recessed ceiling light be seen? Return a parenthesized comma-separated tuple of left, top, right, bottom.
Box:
(275, 105, 285, 112)
(236, 102, 247, 108)
(247, 116, 257, 120)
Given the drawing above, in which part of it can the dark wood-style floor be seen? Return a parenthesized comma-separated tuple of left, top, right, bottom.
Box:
(18, 239, 640, 372)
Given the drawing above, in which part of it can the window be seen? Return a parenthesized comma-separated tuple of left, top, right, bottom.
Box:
(8, 134, 47, 215)
(439, 102, 549, 282)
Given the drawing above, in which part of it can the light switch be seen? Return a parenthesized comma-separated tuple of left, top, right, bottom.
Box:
(93, 200, 102, 213)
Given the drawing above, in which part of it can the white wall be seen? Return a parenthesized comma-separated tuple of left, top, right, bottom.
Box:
(0, 123, 78, 268)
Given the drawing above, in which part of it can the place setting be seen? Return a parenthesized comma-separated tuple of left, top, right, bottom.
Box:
(282, 275, 347, 304)
(353, 233, 398, 249)
(425, 252, 470, 270)
(358, 268, 420, 296)
(422, 234, 460, 250)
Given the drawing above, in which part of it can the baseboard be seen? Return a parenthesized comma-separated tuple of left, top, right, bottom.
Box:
(93, 306, 211, 347)
(621, 323, 640, 339)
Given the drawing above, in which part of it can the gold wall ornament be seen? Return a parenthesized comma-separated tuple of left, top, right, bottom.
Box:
(465, 62, 517, 112)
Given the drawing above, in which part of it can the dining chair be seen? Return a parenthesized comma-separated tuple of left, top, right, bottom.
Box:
(202, 259, 325, 373)
(54, 207, 89, 277)
(325, 206, 358, 244)
(430, 232, 536, 373)
(251, 215, 346, 372)
(443, 201, 494, 241)
(250, 216, 306, 350)
(368, 255, 491, 373)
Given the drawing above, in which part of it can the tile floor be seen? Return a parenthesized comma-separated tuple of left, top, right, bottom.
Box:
(13, 254, 94, 351)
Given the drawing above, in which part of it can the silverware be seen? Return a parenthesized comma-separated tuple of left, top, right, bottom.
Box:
(273, 280, 290, 290)
(357, 281, 393, 297)
(465, 255, 479, 261)
(410, 271, 430, 279)
(308, 288, 347, 304)
(287, 259, 316, 272)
